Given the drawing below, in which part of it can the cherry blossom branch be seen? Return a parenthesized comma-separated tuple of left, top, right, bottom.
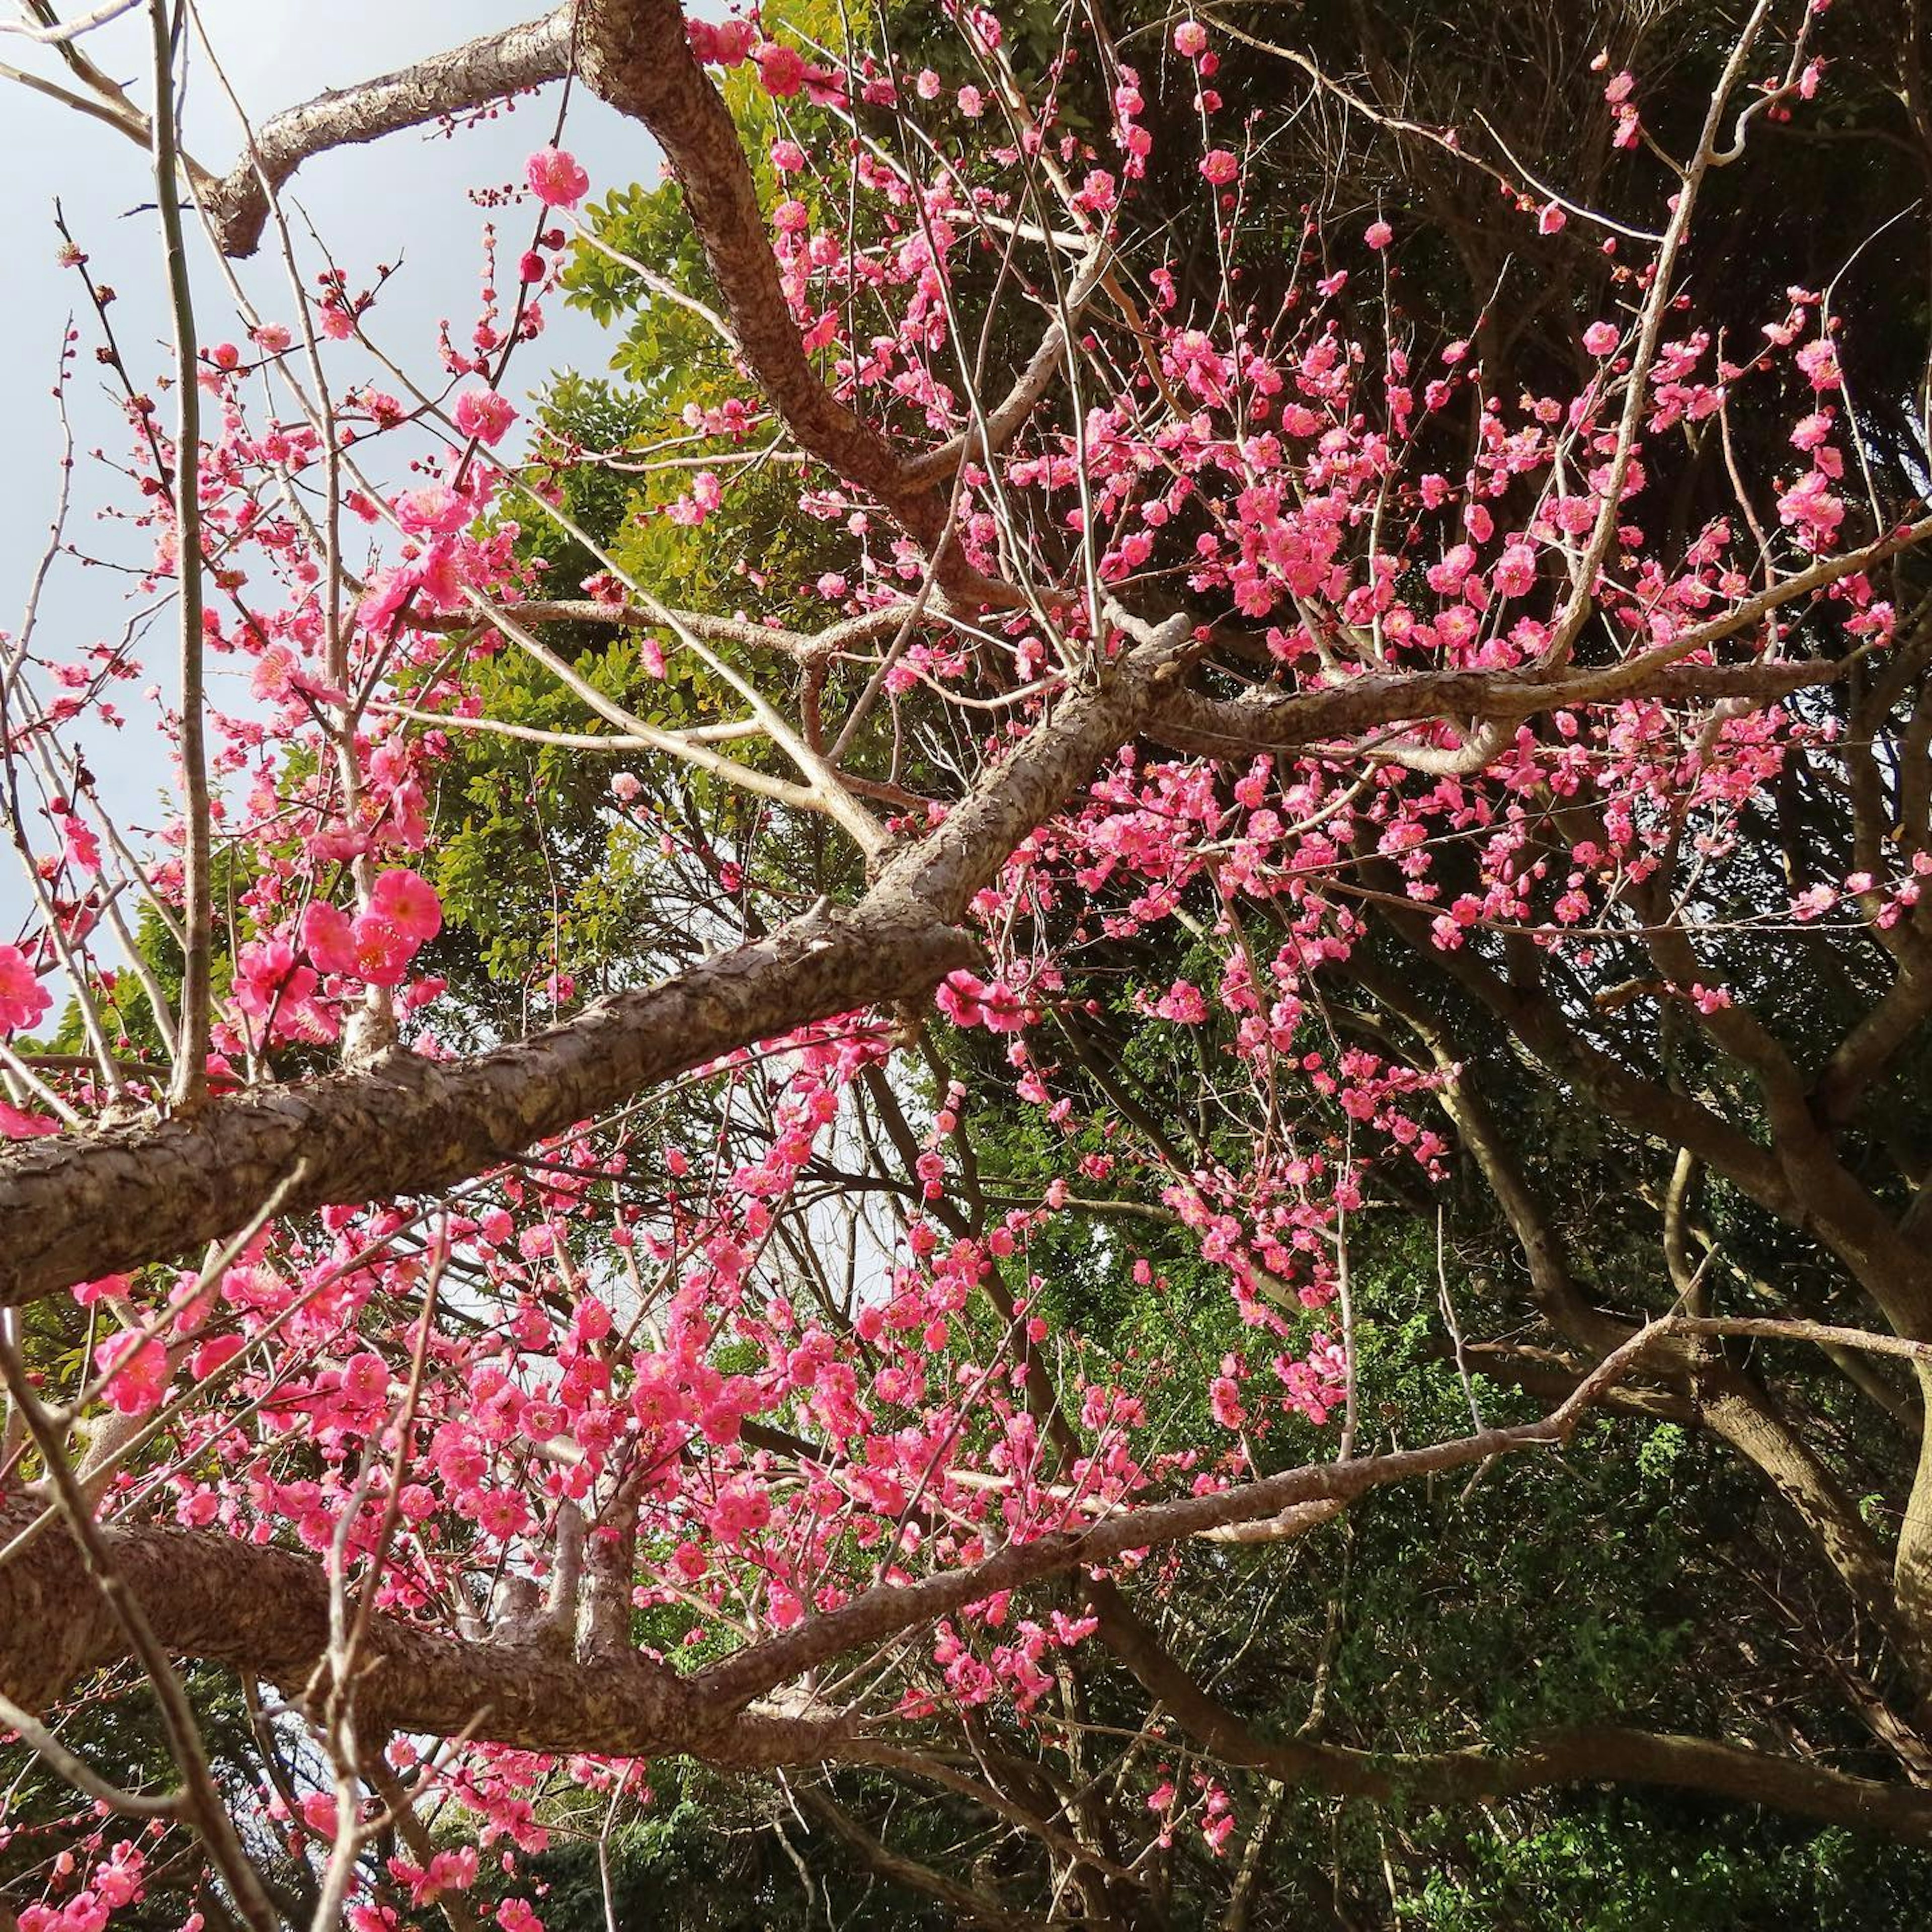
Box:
(691, 1319, 1677, 1709)
(0, 1326, 1669, 1767)
(0, 904, 972, 1309)
(1151, 506, 1932, 759)
(1549, 0, 1775, 665)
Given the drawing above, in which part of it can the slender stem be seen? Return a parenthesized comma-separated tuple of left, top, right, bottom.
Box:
(150, 0, 210, 1108)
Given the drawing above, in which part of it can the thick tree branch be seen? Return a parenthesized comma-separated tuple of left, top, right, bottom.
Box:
(1150, 648, 1881, 764)
(0, 1495, 845, 1772)
(573, 0, 960, 560)
(1, 1326, 1665, 1764)
(204, 11, 574, 256)
(0, 627, 1189, 1306)
(0, 903, 970, 1308)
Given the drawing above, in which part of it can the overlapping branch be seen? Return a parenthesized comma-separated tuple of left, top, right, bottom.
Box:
(1089, 1579, 1932, 1843)
(0, 624, 1190, 1305)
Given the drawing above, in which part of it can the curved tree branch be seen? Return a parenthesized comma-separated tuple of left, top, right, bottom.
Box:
(205, 10, 575, 256)
(1090, 1577, 1932, 1843)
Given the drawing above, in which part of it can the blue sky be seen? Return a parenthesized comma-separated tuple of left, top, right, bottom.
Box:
(0, 3, 656, 932)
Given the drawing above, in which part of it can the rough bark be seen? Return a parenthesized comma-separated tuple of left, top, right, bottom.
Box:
(0, 1498, 839, 1769)
(205, 11, 575, 256)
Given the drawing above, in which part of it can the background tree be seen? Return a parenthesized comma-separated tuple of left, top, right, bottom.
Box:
(3, 0, 1932, 1926)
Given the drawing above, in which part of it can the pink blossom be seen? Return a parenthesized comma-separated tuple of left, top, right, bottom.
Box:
(370, 867, 443, 943)
(1364, 219, 1393, 250)
(526, 147, 589, 210)
(98, 1331, 169, 1415)
(71, 1273, 130, 1308)
(1209, 1376, 1246, 1429)
(1200, 148, 1239, 186)
(1790, 409, 1834, 452)
(51, 807, 98, 880)
(1154, 979, 1209, 1024)
(755, 42, 807, 97)
(1538, 201, 1566, 234)
(1173, 20, 1209, 56)
(1075, 168, 1119, 215)
(300, 901, 359, 976)
(394, 482, 471, 536)
(341, 1352, 391, 1407)
(708, 1481, 772, 1544)
(231, 938, 318, 1021)
(190, 1334, 246, 1381)
(1493, 543, 1538, 598)
(452, 387, 517, 445)
(91, 1843, 145, 1910)
(350, 912, 417, 988)
(297, 1791, 343, 1838)
(1777, 468, 1844, 548)
(471, 1487, 529, 1541)
(0, 943, 49, 1033)
(1795, 338, 1841, 391)
(688, 18, 752, 65)
(1583, 320, 1621, 356)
